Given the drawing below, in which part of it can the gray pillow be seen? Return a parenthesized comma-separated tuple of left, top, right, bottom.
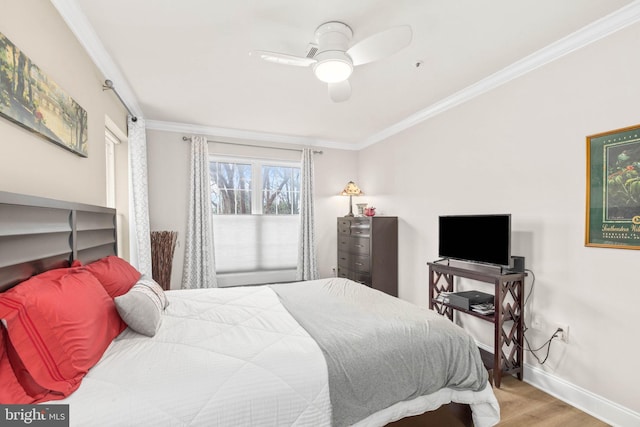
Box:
(114, 275, 168, 337)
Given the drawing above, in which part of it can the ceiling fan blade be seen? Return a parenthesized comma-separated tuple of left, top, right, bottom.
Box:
(347, 25, 412, 66)
(250, 50, 316, 67)
(328, 80, 351, 102)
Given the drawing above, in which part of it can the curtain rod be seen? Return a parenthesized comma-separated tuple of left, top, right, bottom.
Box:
(182, 136, 323, 154)
(102, 80, 138, 122)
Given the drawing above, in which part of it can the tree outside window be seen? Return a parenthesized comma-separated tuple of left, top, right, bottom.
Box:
(209, 159, 300, 215)
(262, 165, 300, 214)
(209, 161, 252, 214)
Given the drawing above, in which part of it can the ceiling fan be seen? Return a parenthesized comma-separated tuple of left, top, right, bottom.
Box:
(252, 21, 412, 102)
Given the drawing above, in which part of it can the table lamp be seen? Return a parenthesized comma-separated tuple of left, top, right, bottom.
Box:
(340, 181, 363, 217)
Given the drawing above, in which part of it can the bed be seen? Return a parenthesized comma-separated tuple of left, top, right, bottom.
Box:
(0, 191, 500, 426)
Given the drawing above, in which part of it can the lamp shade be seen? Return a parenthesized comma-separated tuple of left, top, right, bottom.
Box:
(340, 181, 363, 196)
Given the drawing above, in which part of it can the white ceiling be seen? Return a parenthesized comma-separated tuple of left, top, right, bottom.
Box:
(53, 0, 639, 149)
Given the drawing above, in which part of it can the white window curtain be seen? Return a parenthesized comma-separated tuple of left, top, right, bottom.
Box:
(182, 136, 217, 289)
(127, 115, 152, 275)
(296, 148, 318, 280)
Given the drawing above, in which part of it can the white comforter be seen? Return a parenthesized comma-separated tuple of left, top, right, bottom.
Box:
(57, 284, 499, 426)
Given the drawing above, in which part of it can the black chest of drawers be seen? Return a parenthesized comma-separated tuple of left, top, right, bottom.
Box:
(337, 216, 398, 296)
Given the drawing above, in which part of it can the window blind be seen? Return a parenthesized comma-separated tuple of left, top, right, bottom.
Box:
(213, 214, 299, 286)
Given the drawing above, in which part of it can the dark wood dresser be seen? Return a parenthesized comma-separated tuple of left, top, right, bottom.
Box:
(337, 216, 398, 296)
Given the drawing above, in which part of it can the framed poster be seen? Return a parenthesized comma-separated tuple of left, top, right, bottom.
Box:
(0, 31, 88, 157)
(586, 124, 640, 249)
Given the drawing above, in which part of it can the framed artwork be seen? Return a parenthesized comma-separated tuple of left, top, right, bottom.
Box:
(0, 31, 88, 157)
(586, 124, 640, 249)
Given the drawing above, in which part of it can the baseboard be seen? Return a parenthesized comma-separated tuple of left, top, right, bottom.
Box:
(476, 343, 640, 426)
(524, 364, 640, 426)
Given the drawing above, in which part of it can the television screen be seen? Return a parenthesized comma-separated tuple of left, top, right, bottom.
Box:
(438, 214, 511, 267)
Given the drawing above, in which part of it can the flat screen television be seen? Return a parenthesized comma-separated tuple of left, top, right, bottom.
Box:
(438, 214, 511, 267)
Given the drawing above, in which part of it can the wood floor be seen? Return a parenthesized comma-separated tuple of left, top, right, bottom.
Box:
(493, 376, 609, 427)
(388, 375, 610, 427)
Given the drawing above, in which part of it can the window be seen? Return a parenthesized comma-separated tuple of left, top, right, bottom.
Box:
(209, 157, 301, 286)
(209, 160, 300, 215)
(262, 165, 300, 214)
(209, 161, 252, 214)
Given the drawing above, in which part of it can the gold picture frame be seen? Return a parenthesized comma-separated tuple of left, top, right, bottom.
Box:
(586, 124, 640, 249)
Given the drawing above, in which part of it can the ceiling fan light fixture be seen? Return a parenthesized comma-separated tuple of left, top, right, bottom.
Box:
(253, 21, 411, 101)
(313, 51, 353, 83)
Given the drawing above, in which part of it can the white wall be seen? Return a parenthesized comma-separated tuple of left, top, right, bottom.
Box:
(0, 0, 130, 260)
(357, 21, 640, 419)
(146, 128, 357, 288)
(0, 0, 128, 210)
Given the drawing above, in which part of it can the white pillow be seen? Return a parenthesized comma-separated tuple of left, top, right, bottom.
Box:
(114, 275, 168, 337)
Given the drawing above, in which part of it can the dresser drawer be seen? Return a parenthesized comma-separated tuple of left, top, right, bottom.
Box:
(337, 252, 350, 269)
(350, 222, 370, 237)
(338, 235, 350, 251)
(350, 271, 371, 286)
(351, 255, 371, 273)
(336, 267, 370, 286)
(349, 236, 370, 255)
(337, 268, 350, 279)
(337, 218, 351, 234)
(351, 217, 370, 226)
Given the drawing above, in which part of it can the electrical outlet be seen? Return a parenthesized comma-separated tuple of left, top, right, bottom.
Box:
(331, 266, 336, 277)
(554, 324, 570, 343)
(531, 318, 569, 343)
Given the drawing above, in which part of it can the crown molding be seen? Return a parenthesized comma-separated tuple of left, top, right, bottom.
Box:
(145, 120, 357, 150)
(356, 0, 640, 150)
(53, 0, 640, 150)
(50, 0, 143, 118)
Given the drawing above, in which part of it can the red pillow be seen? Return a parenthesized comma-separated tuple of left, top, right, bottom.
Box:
(0, 325, 37, 403)
(0, 269, 126, 403)
(0, 324, 51, 403)
(83, 256, 141, 298)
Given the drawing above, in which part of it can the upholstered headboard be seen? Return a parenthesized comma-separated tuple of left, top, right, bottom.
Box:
(0, 191, 117, 292)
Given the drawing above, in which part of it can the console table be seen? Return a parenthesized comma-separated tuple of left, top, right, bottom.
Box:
(428, 261, 525, 388)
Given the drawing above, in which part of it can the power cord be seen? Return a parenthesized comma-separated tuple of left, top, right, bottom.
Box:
(518, 268, 562, 364)
(521, 268, 535, 333)
(521, 327, 562, 365)
(524, 268, 535, 308)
